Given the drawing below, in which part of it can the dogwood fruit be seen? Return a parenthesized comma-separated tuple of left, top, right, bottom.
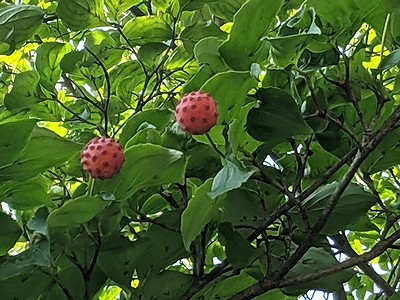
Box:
(81, 137, 125, 179)
(175, 91, 218, 135)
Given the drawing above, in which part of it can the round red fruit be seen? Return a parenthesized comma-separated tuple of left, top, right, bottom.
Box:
(175, 91, 218, 135)
(80, 137, 125, 180)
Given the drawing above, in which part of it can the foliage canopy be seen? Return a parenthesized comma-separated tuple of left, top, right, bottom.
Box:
(1, 0, 400, 299)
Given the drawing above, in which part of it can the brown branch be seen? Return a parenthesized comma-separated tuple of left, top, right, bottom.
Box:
(332, 234, 395, 297)
(232, 104, 400, 299)
(231, 228, 400, 299)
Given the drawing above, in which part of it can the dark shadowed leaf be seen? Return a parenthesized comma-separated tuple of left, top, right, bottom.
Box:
(0, 119, 35, 167)
(291, 182, 377, 234)
(246, 88, 312, 147)
(0, 212, 22, 255)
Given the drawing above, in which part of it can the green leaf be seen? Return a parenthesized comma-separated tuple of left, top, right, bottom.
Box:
(246, 88, 312, 147)
(219, 222, 260, 268)
(134, 211, 187, 278)
(194, 37, 228, 72)
(138, 270, 192, 300)
(179, 0, 220, 11)
(199, 271, 258, 299)
(282, 247, 355, 295)
(0, 119, 35, 167)
(122, 16, 173, 46)
(97, 144, 186, 200)
(119, 108, 173, 145)
(4, 71, 40, 111)
(0, 4, 44, 55)
(0, 127, 81, 182)
(291, 182, 377, 234)
(200, 71, 257, 123)
(98, 236, 136, 289)
(210, 159, 256, 199)
(57, 0, 106, 31)
(181, 179, 221, 251)
(0, 240, 52, 280)
(48, 196, 109, 230)
(104, 0, 141, 19)
(361, 127, 400, 174)
(219, 0, 284, 70)
(388, 292, 400, 300)
(298, 48, 340, 72)
(36, 42, 73, 91)
(0, 212, 22, 255)
(0, 177, 53, 210)
(207, 0, 247, 21)
(138, 43, 169, 69)
(223, 188, 267, 236)
(181, 22, 227, 55)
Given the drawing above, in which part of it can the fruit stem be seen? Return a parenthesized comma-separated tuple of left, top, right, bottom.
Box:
(205, 133, 225, 158)
(87, 177, 96, 196)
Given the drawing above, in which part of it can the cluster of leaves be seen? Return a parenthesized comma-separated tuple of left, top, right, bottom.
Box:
(2, 0, 400, 299)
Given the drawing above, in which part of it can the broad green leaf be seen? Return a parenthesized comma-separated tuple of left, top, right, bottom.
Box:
(0, 270, 52, 300)
(48, 196, 109, 230)
(119, 109, 173, 145)
(194, 37, 228, 72)
(57, 0, 106, 31)
(181, 179, 221, 251)
(308, 0, 381, 45)
(0, 127, 81, 182)
(380, 49, 400, 70)
(36, 42, 73, 91)
(4, 71, 40, 111)
(0, 119, 35, 167)
(223, 189, 267, 236)
(200, 71, 257, 123)
(27, 207, 49, 237)
(292, 182, 377, 234)
(210, 159, 256, 199)
(388, 292, 400, 300)
(207, 0, 247, 21)
(0, 4, 44, 55)
(0, 240, 51, 280)
(122, 16, 173, 46)
(282, 247, 355, 295)
(138, 43, 169, 69)
(246, 88, 312, 147)
(109, 61, 146, 102)
(98, 236, 136, 289)
(181, 22, 227, 55)
(298, 48, 340, 72)
(361, 127, 400, 174)
(104, 0, 141, 19)
(138, 271, 192, 300)
(97, 144, 186, 200)
(219, 0, 284, 70)
(0, 177, 53, 210)
(0, 212, 22, 255)
(219, 222, 260, 268)
(179, 0, 220, 11)
(134, 211, 187, 278)
(198, 271, 257, 299)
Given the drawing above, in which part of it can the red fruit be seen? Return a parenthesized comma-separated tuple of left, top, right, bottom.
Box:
(80, 137, 125, 180)
(175, 91, 218, 135)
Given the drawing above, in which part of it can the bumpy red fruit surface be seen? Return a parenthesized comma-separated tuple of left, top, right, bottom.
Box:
(81, 137, 125, 180)
(175, 91, 218, 135)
